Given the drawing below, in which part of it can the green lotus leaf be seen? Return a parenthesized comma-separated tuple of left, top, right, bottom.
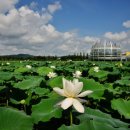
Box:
(79, 78, 105, 99)
(0, 80, 4, 86)
(47, 91, 62, 99)
(115, 79, 130, 86)
(13, 74, 24, 80)
(37, 67, 53, 76)
(111, 99, 130, 119)
(14, 67, 30, 73)
(78, 107, 129, 128)
(89, 68, 108, 81)
(122, 67, 130, 72)
(107, 69, 121, 82)
(10, 98, 21, 104)
(58, 120, 129, 130)
(0, 72, 13, 81)
(114, 79, 130, 92)
(47, 76, 63, 88)
(14, 77, 43, 90)
(0, 86, 6, 91)
(31, 97, 62, 123)
(0, 107, 33, 130)
(99, 63, 114, 70)
(104, 83, 120, 94)
(32, 87, 50, 96)
(122, 76, 130, 80)
(64, 67, 74, 73)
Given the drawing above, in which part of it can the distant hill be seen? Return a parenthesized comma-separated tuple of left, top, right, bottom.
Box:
(11, 54, 34, 58)
(0, 53, 59, 60)
(0, 54, 34, 58)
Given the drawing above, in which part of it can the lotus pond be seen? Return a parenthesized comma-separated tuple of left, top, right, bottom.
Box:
(0, 60, 130, 130)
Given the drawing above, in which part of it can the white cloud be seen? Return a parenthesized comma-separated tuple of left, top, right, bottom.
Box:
(84, 36, 100, 43)
(0, 0, 98, 56)
(104, 31, 127, 41)
(0, 0, 18, 13)
(0, 1, 62, 38)
(47, 1, 61, 14)
(123, 20, 130, 28)
(1, 1, 129, 56)
(0, 1, 92, 56)
(29, 2, 38, 10)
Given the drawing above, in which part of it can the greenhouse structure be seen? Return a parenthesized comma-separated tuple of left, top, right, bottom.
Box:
(90, 41, 122, 60)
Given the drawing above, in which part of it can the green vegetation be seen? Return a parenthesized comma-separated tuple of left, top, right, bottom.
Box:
(0, 60, 130, 130)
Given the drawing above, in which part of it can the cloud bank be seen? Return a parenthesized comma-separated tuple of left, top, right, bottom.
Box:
(0, 0, 93, 55)
(104, 31, 127, 41)
(0, 0, 130, 56)
(123, 20, 130, 28)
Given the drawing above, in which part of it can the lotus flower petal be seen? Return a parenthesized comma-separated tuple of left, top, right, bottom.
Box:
(77, 98, 87, 103)
(53, 87, 65, 96)
(63, 78, 75, 97)
(61, 98, 73, 110)
(73, 71, 82, 78)
(77, 90, 93, 97)
(73, 82, 83, 96)
(63, 78, 83, 97)
(73, 99, 84, 113)
(62, 78, 70, 96)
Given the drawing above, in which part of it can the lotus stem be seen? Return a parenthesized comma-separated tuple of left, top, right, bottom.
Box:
(70, 110, 73, 125)
(23, 104, 26, 113)
(6, 99, 8, 106)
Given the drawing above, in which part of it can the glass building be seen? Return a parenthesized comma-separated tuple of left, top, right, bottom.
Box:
(90, 41, 121, 60)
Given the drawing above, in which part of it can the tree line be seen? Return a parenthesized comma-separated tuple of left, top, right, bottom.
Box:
(0, 53, 89, 61)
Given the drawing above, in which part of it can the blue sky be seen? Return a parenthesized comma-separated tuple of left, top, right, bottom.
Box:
(0, 0, 130, 55)
(16, 0, 130, 36)
(55, 0, 130, 36)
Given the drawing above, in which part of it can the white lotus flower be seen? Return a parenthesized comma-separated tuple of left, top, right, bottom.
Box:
(93, 66, 99, 72)
(50, 66, 56, 69)
(48, 61, 52, 64)
(47, 72, 57, 78)
(67, 59, 72, 62)
(53, 78, 93, 113)
(26, 65, 32, 69)
(73, 70, 82, 78)
(6, 62, 10, 65)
